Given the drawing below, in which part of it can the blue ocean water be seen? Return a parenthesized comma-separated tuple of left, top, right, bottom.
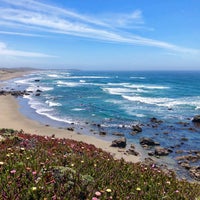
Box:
(6, 70, 200, 178)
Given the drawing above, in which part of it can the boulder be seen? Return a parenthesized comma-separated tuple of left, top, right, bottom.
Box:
(140, 137, 160, 146)
(132, 125, 142, 133)
(99, 131, 106, 136)
(189, 166, 200, 181)
(192, 115, 200, 123)
(111, 137, 126, 148)
(154, 147, 169, 156)
(150, 117, 163, 124)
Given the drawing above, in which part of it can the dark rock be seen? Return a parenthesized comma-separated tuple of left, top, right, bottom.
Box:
(111, 137, 126, 148)
(34, 79, 40, 82)
(112, 132, 124, 137)
(154, 147, 170, 156)
(132, 125, 142, 133)
(36, 89, 42, 93)
(192, 115, 200, 123)
(181, 137, 188, 141)
(67, 127, 74, 131)
(180, 162, 191, 170)
(176, 154, 199, 162)
(139, 137, 160, 146)
(130, 131, 137, 135)
(35, 93, 41, 96)
(126, 148, 139, 156)
(189, 166, 200, 181)
(150, 117, 163, 124)
(99, 131, 106, 136)
(130, 144, 135, 149)
(148, 151, 154, 156)
(167, 148, 173, 153)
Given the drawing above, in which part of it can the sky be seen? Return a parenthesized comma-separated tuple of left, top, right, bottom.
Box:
(0, 0, 200, 70)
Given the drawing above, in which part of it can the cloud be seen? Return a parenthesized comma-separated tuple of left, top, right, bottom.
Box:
(0, 31, 45, 37)
(0, 0, 199, 54)
(0, 41, 55, 57)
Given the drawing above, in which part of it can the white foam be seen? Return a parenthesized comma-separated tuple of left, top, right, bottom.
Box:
(64, 76, 110, 79)
(102, 87, 136, 95)
(130, 76, 146, 79)
(45, 100, 62, 107)
(126, 84, 170, 90)
(15, 77, 37, 85)
(122, 95, 170, 106)
(48, 74, 59, 78)
(71, 108, 85, 111)
(35, 109, 75, 124)
(39, 86, 54, 91)
(79, 80, 86, 83)
(56, 81, 81, 87)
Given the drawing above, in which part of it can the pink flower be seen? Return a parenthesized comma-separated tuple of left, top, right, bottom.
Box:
(95, 191, 101, 197)
(32, 171, 37, 175)
(10, 169, 16, 174)
(92, 197, 99, 200)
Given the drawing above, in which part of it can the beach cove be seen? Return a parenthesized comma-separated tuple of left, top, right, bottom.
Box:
(0, 69, 140, 163)
(1, 69, 200, 182)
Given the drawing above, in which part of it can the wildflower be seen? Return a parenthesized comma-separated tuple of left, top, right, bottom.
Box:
(20, 147, 25, 151)
(92, 197, 99, 200)
(136, 187, 141, 191)
(0, 162, 4, 165)
(95, 191, 101, 197)
(71, 163, 74, 167)
(166, 181, 171, 185)
(6, 154, 10, 157)
(32, 187, 37, 191)
(175, 190, 179, 193)
(94, 164, 97, 167)
(106, 188, 112, 193)
(32, 171, 37, 175)
(10, 169, 16, 174)
(81, 160, 84, 163)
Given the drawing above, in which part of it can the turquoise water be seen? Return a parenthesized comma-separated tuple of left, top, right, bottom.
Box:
(6, 70, 200, 179)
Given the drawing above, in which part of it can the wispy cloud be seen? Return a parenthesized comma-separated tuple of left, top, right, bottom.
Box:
(0, 31, 45, 37)
(0, 41, 55, 57)
(0, 0, 199, 54)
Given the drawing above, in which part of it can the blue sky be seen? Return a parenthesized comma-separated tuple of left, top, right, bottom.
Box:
(0, 0, 200, 70)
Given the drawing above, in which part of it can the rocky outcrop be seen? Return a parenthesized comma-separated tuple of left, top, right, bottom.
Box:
(126, 144, 139, 156)
(132, 125, 142, 133)
(140, 137, 160, 146)
(150, 117, 163, 124)
(0, 90, 27, 97)
(189, 166, 200, 181)
(192, 115, 200, 123)
(111, 137, 126, 148)
(154, 147, 170, 156)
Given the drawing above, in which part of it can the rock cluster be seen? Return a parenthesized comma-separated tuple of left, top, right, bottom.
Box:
(0, 90, 28, 97)
(111, 137, 126, 148)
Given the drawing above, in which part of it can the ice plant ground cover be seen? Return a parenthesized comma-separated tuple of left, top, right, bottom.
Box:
(0, 129, 199, 200)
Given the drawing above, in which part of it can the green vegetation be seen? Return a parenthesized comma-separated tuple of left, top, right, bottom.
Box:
(0, 129, 199, 199)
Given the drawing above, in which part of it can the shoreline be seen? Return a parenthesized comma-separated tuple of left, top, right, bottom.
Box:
(1, 69, 200, 182)
(0, 69, 140, 162)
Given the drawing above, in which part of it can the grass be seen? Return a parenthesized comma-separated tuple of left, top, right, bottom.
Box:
(0, 128, 199, 200)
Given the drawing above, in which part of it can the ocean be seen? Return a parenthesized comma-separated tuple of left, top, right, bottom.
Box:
(5, 70, 200, 179)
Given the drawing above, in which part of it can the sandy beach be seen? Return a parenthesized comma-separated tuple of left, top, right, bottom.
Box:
(0, 69, 140, 163)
